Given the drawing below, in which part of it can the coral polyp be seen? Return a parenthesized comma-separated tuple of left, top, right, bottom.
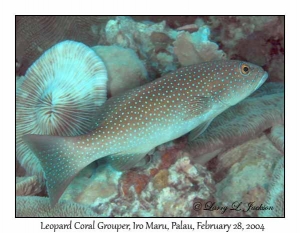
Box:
(16, 40, 107, 184)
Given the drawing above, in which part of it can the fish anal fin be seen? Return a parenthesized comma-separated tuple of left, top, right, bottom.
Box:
(108, 152, 149, 171)
(188, 118, 214, 141)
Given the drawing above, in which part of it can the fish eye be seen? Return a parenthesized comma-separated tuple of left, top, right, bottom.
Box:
(241, 64, 250, 75)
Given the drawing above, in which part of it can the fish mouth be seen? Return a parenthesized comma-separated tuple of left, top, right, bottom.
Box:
(254, 71, 268, 90)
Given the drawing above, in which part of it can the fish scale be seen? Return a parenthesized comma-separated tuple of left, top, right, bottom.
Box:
(23, 60, 268, 206)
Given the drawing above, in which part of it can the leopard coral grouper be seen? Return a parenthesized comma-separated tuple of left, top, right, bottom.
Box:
(23, 60, 268, 206)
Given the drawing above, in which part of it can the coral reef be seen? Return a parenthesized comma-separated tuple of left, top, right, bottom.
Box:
(131, 16, 200, 29)
(205, 16, 284, 81)
(92, 45, 148, 97)
(121, 171, 150, 196)
(16, 16, 284, 217)
(47, 144, 216, 216)
(68, 83, 282, 217)
(104, 16, 177, 79)
(93, 156, 215, 217)
(17, 16, 284, 83)
(103, 17, 226, 79)
(102, 16, 284, 83)
(61, 125, 283, 217)
(60, 163, 121, 206)
(46, 139, 215, 217)
(16, 41, 107, 185)
(211, 135, 282, 217)
(173, 29, 226, 66)
(16, 196, 98, 217)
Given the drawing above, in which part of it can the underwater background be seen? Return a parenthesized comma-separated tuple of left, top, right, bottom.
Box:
(16, 16, 284, 217)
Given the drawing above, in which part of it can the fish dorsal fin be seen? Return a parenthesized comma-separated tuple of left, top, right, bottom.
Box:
(188, 118, 214, 141)
(107, 153, 148, 171)
(186, 95, 210, 118)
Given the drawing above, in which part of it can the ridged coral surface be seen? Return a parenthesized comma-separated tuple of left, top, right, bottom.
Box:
(258, 157, 284, 217)
(16, 196, 98, 217)
(16, 16, 112, 75)
(16, 41, 107, 185)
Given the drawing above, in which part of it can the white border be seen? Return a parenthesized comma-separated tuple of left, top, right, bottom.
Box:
(1, 1, 298, 233)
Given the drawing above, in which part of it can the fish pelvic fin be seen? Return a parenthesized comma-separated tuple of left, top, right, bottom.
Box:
(22, 134, 100, 207)
(107, 152, 149, 171)
(188, 118, 215, 141)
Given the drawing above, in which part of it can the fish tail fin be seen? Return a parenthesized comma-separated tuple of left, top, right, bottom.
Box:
(22, 134, 98, 207)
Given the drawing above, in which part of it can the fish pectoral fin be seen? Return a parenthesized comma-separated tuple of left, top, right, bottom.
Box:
(186, 95, 210, 118)
(107, 152, 149, 171)
(130, 154, 152, 171)
(188, 118, 214, 141)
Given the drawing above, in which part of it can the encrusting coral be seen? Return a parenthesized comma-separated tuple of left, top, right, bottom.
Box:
(104, 16, 177, 79)
(16, 40, 107, 185)
(60, 163, 122, 206)
(173, 29, 226, 66)
(104, 17, 227, 79)
(102, 16, 284, 83)
(92, 45, 149, 97)
(92, 156, 215, 217)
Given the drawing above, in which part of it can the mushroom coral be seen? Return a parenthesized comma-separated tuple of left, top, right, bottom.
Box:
(16, 40, 108, 185)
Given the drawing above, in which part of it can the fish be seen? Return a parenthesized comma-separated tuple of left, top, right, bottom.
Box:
(23, 60, 268, 206)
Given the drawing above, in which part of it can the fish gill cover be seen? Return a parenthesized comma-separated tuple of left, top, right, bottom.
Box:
(16, 16, 284, 217)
